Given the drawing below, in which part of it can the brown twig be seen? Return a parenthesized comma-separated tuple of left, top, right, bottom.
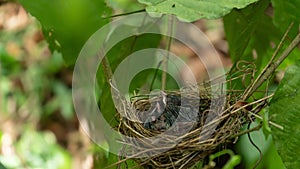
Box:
(230, 123, 262, 138)
(243, 23, 300, 100)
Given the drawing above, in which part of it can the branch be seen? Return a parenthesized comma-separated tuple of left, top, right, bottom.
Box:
(243, 24, 300, 100)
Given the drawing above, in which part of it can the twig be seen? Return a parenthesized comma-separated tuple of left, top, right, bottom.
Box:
(269, 23, 294, 63)
(247, 111, 283, 130)
(243, 23, 300, 100)
(205, 94, 274, 128)
(179, 153, 198, 169)
(101, 13, 148, 85)
(230, 123, 262, 138)
(150, 61, 163, 91)
(99, 47, 113, 82)
(247, 122, 262, 169)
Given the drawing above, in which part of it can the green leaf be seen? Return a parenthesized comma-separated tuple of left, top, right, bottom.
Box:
(223, 0, 270, 64)
(138, 0, 259, 22)
(106, 0, 144, 12)
(271, 0, 300, 36)
(223, 0, 299, 95)
(0, 128, 72, 169)
(224, 0, 277, 91)
(96, 24, 161, 125)
(223, 155, 241, 169)
(269, 61, 300, 169)
(92, 143, 137, 168)
(18, 0, 112, 65)
(0, 162, 7, 169)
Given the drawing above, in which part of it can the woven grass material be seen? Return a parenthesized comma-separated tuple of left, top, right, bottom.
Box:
(112, 61, 269, 168)
(115, 86, 267, 169)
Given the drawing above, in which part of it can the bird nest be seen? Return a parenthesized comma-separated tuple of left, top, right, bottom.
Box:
(112, 62, 270, 169)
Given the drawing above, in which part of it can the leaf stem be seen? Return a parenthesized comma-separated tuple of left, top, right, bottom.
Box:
(103, 9, 145, 19)
(161, 15, 174, 91)
(150, 61, 163, 91)
(99, 48, 113, 82)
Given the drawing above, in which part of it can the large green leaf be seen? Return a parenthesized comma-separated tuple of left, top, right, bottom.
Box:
(138, 0, 259, 22)
(18, 0, 111, 65)
(223, 0, 300, 69)
(223, 0, 274, 91)
(223, 0, 270, 64)
(223, 0, 300, 94)
(269, 61, 300, 169)
(271, 0, 300, 36)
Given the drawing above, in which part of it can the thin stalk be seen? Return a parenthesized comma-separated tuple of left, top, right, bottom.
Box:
(161, 15, 174, 91)
(101, 12, 147, 84)
(243, 25, 300, 100)
(99, 48, 113, 82)
(242, 23, 293, 99)
(150, 61, 163, 91)
(230, 123, 262, 138)
(103, 9, 145, 19)
(247, 122, 262, 169)
(247, 111, 284, 130)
